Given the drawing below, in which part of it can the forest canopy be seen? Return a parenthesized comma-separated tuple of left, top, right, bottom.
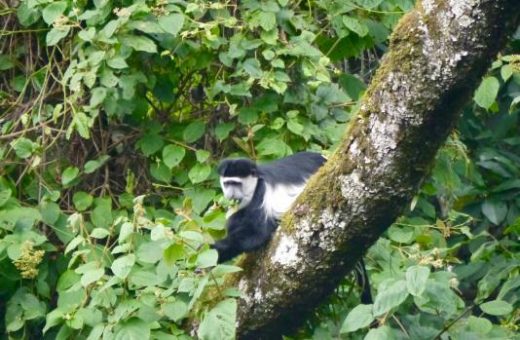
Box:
(0, 0, 519, 339)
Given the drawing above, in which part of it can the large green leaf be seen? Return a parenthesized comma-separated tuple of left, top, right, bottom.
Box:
(114, 318, 150, 340)
(474, 76, 500, 109)
(188, 163, 211, 184)
(480, 300, 513, 316)
(162, 145, 185, 169)
(158, 13, 184, 36)
(406, 266, 430, 296)
(119, 35, 157, 53)
(481, 200, 507, 225)
(111, 254, 136, 279)
(42, 1, 68, 25)
(61, 166, 80, 186)
(183, 121, 206, 143)
(340, 304, 374, 333)
(198, 299, 237, 340)
(373, 280, 409, 316)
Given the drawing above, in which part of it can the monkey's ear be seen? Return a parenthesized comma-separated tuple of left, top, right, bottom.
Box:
(217, 160, 229, 175)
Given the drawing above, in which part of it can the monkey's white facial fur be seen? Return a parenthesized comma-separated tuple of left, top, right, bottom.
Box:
(220, 175, 258, 208)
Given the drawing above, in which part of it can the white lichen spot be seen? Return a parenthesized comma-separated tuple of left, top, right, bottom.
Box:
(253, 286, 263, 302)
(458, 15, 473, 28)
(317, 209, 347, 250)
(422, 0, 436, 15)
(339, 171, 365, 200)
(349, 139, 361, 157)
(238, 278, 252, 305)
(449, 0, 476, 28)
(272, 235, 299, 267)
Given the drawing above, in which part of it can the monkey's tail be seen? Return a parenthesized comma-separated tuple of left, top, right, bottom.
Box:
(355, 258, 373, 304)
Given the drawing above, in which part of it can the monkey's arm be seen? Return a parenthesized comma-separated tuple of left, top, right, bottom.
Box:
(212, 220, 272, 263)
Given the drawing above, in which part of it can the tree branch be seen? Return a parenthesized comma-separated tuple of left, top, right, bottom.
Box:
(226, 1, 518, 338)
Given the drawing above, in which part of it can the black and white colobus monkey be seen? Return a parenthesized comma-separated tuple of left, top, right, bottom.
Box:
(212, 151, 326, 263)
(212, 151, 373, 303)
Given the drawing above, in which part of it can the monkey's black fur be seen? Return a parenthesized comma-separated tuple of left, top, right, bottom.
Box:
(212, 175, 276, 262)
(213, 152, 326, 262)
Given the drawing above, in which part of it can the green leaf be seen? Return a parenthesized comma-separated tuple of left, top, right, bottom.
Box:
(163, 243, 185, 264)
(258, 12, 276, 30)
(238, 108, 258, 124)
(87, 324, 105, 340)
(43, 309, 64, 334)
(158, 13, 185, 36)
(138, 133, 164, 156)
(373, 280, 409, 316)
(387, 225, 414, 244)
(118, 222, 134, 243)
(119, 35, 157, 53)
(0, 55, 14, 71)
(73, 192, 93, 211)
(364, 325, 394, 340)
(162, 145, 185, 169)
(183, 121, 206, 143)
(188, 163, 211, 184)
(114, 318, 150, 340)
(500, 64, 513, 81)
(136, 241, 164, 264)
(11, 137, 37, 159)
(46, 27, 70, 46)
(354, 0, 383, 9)
(257, 138, 290, 157)
(467, 316, 492, 334)
(481, 200, 507, 225)
(242, 58, 263, 78)
(197, 249, 218, 268)
(40, 201, 60, 225)
(339, 74, 366, 100)
(340, 304, 374, 333)
(0, 189, 12, 207)
(150, 162, 172, 183)
(84, 155, 110, 174)
(62, 166, 80, 186)
(211, 264, 243, 277)
(17, 2, 41, 27)
(57, 270, 80, 291)
(406, 266, 430, 296)
(474, 76, 500, 109)
(198, 299, 236, 340)
(111, 254, 136, 279)
(480, 300, 513, 316)
(42, 1, 68, 25)
(194, 151, 209, 164)
(343, 16, 369, 37)
(80, 268, 104, 287)
(215, 123, 235, 141)
(91, 202, 112, 228)
(107, 57, 129, 69)
(287, 120, 304, 135)
(89, 87, 107, 107)
(90, 228, 110, 239)
(163, 301, 188, 322)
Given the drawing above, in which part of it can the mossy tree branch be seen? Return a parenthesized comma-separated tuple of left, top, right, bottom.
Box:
(228, 0, 519, 338)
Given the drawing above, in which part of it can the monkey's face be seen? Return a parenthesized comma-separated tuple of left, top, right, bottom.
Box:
(217, 158, 258, 207)
(220, 175, 258, 207)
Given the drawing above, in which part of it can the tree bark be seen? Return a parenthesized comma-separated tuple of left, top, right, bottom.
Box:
(231, 1, 519, 338)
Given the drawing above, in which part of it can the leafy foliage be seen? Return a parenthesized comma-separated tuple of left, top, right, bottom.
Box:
(0, 0, 519, 339)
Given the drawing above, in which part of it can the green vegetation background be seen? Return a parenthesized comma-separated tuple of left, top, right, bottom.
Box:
(0, 0, 518, 338)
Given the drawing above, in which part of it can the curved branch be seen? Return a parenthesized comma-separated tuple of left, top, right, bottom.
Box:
(230, 0, 519, 338)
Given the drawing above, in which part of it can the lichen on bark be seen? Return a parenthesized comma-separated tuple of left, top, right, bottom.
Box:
(200, 1, 519, 338)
